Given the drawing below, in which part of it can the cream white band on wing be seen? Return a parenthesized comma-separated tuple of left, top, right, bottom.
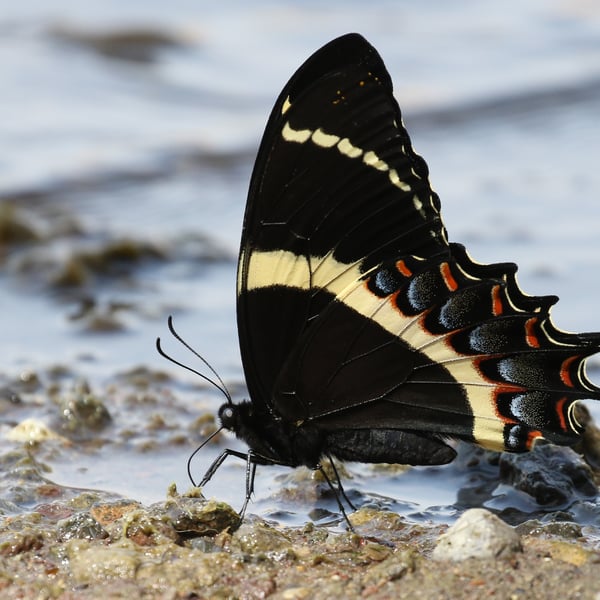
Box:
(241, 247, 507, 449)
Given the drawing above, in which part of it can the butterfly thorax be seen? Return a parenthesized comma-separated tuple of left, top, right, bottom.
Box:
(218, 401, 324, 468)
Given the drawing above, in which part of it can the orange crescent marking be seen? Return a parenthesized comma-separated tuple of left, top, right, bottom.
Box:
(560, 356, 579, 388)
(440, 262, 458, 291)
(525, 317, 540, 348)
(396, 259, 412, 277)
(491, 285, 503, 316)
(389, 290, 405, 315)
(526, 430, 542, 450)
(555, 396, 569, 431)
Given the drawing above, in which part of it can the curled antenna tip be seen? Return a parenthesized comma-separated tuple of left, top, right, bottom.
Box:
(155, 337, 170, 361)
(157, 316, 233, 404)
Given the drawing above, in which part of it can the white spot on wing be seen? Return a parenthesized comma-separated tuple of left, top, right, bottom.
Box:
(312, 128, 340, 148)
(281, 96, 292, 115)
(282, 121, 312, 143)
(337, 137, 362, 158)
(389, 169, 411, 192)
(363, 151, 388, 171)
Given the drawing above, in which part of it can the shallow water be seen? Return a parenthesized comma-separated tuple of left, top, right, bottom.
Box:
(2, 1, 600, 529)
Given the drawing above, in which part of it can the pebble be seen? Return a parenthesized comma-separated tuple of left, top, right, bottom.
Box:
(499, 443, 597, 505)
(6, 418, 66, 443)
(432, 508, 521, 561)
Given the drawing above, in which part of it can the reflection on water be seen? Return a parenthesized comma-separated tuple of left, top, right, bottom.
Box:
(2, 1, 600, 528)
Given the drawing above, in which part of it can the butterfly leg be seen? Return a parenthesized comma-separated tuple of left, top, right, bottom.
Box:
(199, 448, 265, 519)
(317, 462, 355, 531)
(198, 448, 250, 487)
(326, 453, 356, 511)
(238, 451, 258, 519)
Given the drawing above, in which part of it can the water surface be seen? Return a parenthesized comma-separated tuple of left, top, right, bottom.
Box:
(2, 0, 600, 528)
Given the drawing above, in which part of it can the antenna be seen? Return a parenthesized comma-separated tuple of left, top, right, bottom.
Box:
(155, 315, 232, 404)
(186, 426, 224, 487)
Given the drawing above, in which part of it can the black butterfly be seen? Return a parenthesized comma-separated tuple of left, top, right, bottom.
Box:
(161, 33, 600, 520)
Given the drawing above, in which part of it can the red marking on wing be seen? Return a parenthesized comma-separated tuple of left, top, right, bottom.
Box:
(396, 260, 412, 277)
(440, 262, 458, 292)
(556, 396, 569, 431)
(491, 285, 503, 316)
(560, 356, 579, 388)
(526, 429, 543, 450)
(525, 317, 540, 348)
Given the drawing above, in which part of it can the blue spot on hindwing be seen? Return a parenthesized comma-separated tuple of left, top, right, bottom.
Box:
(370, 266, 402, 296)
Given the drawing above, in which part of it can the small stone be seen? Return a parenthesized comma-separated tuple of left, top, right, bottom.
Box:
(6, 418, 67, 443)
(67, 540, 141, 583)
(515, 518, 582, 539)
(57, 512, 108, 541)
(349, 507, 406, 530)
(432, 508, 521, 561)
(363, 548, 416, 584)
(0, 530, 44, 556)
(159, 497, 240, 537)
(499, 443, 597, 505)
(90, 500, 141, 526)
(280, 587, 311, 599)
(58, 387, 112, 432)
(233, 519, 292, 554)
(361, 541, 392, 562)
(545, 539, 594, 567)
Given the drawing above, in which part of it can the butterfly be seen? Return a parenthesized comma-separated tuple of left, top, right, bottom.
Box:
(160, 33, 600, 520)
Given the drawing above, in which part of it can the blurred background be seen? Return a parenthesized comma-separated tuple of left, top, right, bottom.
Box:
(1, 0, 600, 522)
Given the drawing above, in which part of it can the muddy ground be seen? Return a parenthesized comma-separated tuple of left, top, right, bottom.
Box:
(1, 369, 599, 599)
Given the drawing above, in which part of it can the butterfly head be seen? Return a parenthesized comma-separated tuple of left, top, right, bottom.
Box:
(218, 401, 240, 431)
(218, 399, 262, 434)
(217, 399, 296, 464)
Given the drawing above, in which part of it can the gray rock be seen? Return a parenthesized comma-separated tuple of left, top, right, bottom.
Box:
(499, 443, 597, 505)
(432, 508, 521, 561)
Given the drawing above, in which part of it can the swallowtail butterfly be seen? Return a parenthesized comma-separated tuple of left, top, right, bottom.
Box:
(167, 33, 600, 517)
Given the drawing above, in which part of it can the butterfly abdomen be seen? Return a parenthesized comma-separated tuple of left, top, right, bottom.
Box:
(324, 428, 457, 465)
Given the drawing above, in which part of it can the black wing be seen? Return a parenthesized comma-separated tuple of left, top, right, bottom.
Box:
(237, 33, 600, 453)
(237, 33, 447, 413)
(273, 244, 600, 452)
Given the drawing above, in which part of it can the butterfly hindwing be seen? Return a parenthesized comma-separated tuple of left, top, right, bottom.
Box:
(270, 242, 600, 454)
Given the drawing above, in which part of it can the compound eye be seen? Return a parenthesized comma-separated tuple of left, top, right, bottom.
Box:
(218, 404, 235, 428)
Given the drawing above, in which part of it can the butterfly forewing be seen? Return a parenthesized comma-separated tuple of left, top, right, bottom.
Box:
(238, 34, 447, 415)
